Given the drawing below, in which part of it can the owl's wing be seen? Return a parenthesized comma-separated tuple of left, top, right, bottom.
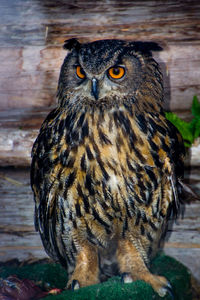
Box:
(167, 120, 185, 178)
(165, 119, 186, 215)
(31, 108, 68, 265)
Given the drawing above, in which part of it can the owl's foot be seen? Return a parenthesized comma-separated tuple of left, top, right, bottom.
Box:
(117, 239, 173, 298)
(67, 242, 99, 289)
(121, 272, 133, 284)
(71, 279, 80, 290)
(139, 273, 173, 298)
(121, 271, 173, 298)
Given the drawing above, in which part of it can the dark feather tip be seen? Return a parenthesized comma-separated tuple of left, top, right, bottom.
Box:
(63, 38, 81, 50)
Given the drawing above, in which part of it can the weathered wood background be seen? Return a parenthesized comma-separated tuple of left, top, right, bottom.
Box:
(0, 0, 200, 285)
(0, 0, 200, 111)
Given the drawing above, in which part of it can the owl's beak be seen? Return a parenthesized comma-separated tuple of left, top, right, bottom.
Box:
(91, 78, 99, 100)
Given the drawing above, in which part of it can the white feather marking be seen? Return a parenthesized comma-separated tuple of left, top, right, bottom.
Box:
(169, 174, 179, 211)
(108, 174, 119, 190)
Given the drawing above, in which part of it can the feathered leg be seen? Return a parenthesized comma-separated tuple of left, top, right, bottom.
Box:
(117, 239, 172, 297)
(67, 242, 99, 289)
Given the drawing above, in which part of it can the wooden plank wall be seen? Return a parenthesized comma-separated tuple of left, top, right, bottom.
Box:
(0, 0, 200, 284)
(0, 0, 200, 111)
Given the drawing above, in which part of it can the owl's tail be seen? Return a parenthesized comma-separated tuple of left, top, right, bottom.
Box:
(178, 179, 200, 203)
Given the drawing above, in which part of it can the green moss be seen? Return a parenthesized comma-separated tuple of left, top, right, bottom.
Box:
(150, 253, 191, 300)
(0, 253, 192, 300)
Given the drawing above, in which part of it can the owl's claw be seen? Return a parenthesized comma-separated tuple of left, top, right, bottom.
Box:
(157, 281, 174, 299)
(165, 284, 174, 300)
(121, 272, 133, 284)
(70, 279, 80, 291)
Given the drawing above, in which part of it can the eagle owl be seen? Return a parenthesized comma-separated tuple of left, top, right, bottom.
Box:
(31, 39, 185, 297)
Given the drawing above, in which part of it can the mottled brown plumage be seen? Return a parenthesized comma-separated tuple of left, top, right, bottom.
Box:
(31, 39, 185, 297)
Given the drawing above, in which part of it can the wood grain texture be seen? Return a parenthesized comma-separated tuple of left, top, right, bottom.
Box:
(0, 0, 200, 111)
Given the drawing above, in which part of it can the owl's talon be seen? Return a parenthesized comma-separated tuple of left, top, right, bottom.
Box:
(165, 285, 174, 300)
(71, 279, 80, 291)
(167, 282, 172, 289)
(67, 279, 80, 291)
(121, 272, 133, 284)
(157, 283, 174, 298)
(162, 281, 174, 299)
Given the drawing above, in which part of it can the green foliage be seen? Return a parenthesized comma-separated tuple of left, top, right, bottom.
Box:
(165, 96, 200, 147)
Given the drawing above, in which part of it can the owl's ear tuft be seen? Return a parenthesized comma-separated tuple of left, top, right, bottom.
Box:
(130, 41, 163, 56)
(63, 38, 81, 51)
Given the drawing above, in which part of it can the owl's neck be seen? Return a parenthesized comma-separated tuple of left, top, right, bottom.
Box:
(55, 94, 164, 151)
(58, 90, 163, 117)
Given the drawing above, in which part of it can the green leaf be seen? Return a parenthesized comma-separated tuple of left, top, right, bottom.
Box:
(193, 119, 200, 140)
(191, 95, 200, 118)
(165, 96, 200, 148)
(165, 112, 195, 147)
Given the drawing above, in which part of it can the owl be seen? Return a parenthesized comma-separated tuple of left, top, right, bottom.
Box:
(31, 39, 185, 297)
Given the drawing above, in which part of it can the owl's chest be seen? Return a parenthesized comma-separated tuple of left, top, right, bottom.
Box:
(45, 109, 172, 241)
(55, 109, 167, 206)
(62, 108, 160, 177)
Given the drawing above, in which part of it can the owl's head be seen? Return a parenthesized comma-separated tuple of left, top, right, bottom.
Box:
(57, 39, 163, 109)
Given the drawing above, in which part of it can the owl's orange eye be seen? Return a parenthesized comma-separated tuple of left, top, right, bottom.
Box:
(108, 66, 125, 79)
(76, 66, 86, 79)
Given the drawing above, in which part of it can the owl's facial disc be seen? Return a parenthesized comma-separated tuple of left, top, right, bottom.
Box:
(83, 65, 127, 101)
